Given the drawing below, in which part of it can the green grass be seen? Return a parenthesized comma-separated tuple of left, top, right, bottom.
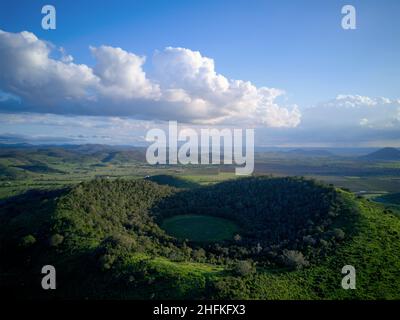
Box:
(301, 194, 400, 299)
(159, 191, 400, 300)
(161, 214, 240, 242)
(116, 254, 225, 299)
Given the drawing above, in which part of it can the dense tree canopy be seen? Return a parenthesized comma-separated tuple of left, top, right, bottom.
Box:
(4, 176, 397, 300)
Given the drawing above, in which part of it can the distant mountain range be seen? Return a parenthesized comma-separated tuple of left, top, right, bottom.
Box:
(1, 143, 400, 161)
(360, 147, 400, 161)
(284, 149, 335, 157)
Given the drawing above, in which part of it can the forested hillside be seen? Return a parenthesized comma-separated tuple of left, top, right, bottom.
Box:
(1, 177, 399, 299)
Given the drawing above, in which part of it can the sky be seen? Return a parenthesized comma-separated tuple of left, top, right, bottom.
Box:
(0, 0, 399, 147)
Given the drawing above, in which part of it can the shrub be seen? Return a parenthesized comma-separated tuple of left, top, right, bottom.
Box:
(212, 276, 249, 299)
(192, 248, 206, 261)
(19, 234, 36, 248)
(333, 228, 345, 240)
(99, 254, 116, 270)
(49, 234, 64, 247)
(103, 234, 136, 251)
(233, 260, 255, 276)
(281, 250, 309, 270)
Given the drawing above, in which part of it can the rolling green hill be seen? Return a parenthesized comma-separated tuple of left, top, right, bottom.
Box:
(1, 176, 399, 299)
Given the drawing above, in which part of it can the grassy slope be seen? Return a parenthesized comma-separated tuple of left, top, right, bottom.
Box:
(123, 192, 400, 300)
(301, 193, 400, 299)
(117, 255, 224, 299)
(245, 193, 399, 299)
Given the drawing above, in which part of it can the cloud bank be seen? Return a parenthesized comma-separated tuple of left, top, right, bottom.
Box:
(0, 29, 300, 127)
(302, 95, 400, 129)
(255, 95, 400, 147)
(2, 92, 399, 147)
(1, 30, 398, 147)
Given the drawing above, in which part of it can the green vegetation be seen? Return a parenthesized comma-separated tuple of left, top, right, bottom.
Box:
(2, 145, 400, 200)
(146, 175, 200, 189)
(0, 145, 235, 199)
(1, 175, 399, 300)
(161, 215, 239, 242)
(153, 177, 353, 268)
(1, 145, 400, 300)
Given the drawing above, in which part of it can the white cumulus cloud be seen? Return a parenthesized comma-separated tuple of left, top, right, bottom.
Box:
(302, 95, 400, 129)
(0, 29, 300, 128)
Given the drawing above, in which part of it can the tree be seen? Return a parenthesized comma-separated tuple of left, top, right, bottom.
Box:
(333, 228, 345, 240)
(233, 260, 255, 276)
(20, 234, 36, 248)
(99, 254, 116, 270)
(193, 248, 206, 261)
(49, 234, 64, 247)
(281, 250, 309, 270)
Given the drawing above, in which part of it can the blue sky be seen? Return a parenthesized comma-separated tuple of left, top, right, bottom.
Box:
(0, 0, 399, 146)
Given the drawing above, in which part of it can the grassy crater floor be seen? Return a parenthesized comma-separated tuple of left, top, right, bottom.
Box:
(161, 214, 239, 242)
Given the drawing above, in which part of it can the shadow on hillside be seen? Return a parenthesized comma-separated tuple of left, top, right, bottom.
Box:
(0, 188, 69, 230)
(145, 174, 200, 189)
